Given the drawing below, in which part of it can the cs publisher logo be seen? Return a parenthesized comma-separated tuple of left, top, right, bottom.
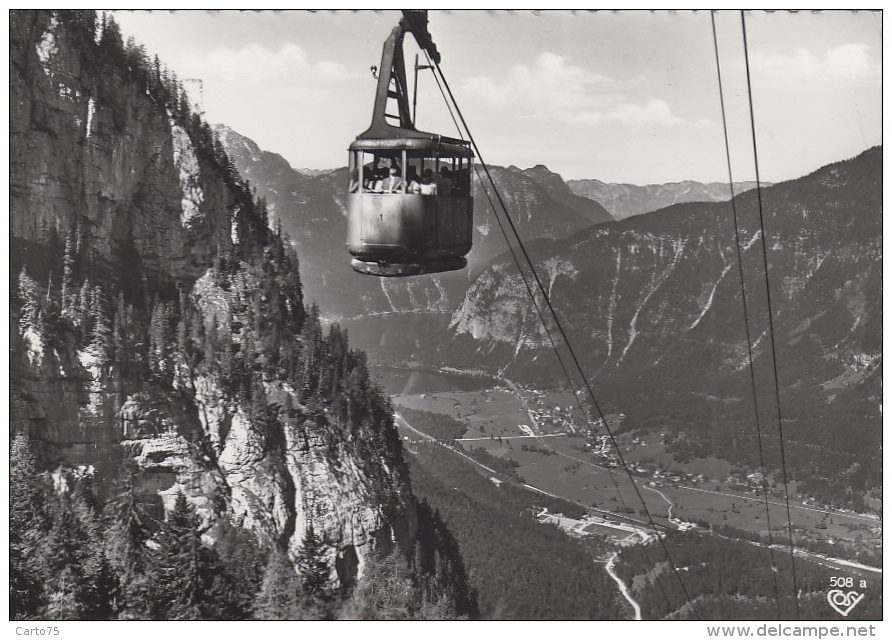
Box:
(827, 589, 865, 617)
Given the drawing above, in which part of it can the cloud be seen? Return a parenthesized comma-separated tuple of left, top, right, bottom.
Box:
(545, 99, 687, 128)
(184, 42, 360, 86)
(462, 52, 698, 129)
(462, 52, 607, 111)
(752, 43, 880, 84)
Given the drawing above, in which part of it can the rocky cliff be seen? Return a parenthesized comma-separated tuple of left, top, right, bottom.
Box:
(10, 10, 417, 585)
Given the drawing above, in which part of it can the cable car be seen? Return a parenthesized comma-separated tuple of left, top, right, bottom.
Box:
(347, 10, 474, 277)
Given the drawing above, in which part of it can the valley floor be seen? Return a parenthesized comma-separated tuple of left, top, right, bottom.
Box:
(390, 374, 881, 566)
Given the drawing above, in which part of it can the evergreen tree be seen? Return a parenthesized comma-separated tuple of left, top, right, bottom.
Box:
(43, 574, 80, 621)
(10, 432, 48, 618)
(149, 493, 212, 620)
(61, 228, 76, 314)
(77, 279, 93, 337)
(89, 286, 111, 364)
(148, 298, 173, 381)
(207, 517, 265, 619)
(17, 268, 41, 332)
(298, 304, 323, 400)
(252, 547, 304, 620)
(97, 13, 124, 62)
(38, 491, 105, 619)
(103, 466, 153, 618)
(342, 549, 419, 620)
(295, 523, 330, 606)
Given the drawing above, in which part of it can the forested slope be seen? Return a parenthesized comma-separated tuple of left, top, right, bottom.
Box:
(10, 9, 472, 620)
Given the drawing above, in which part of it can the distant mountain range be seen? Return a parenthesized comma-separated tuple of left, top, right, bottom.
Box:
(295, 167, 337, 177)
(567, 178, 768, 220)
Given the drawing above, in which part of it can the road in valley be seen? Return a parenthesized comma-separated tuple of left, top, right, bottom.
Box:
(648, 474, 883, 576)
(643, 483, 674, 520)
(456, 433, 566, 442)
(395, 413, 498, 475)
(399, 399, 882, 593)
(604, 552, 642, 620)
(398, 410, 658, 618)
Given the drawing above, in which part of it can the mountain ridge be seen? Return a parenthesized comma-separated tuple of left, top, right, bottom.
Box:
(567, 177, 768, 220)
(444, 146, 882, 508)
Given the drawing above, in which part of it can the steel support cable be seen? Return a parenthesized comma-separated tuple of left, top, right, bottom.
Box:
(420, 50, 581, 403)
(472, 164, 621, 498)
(709, 10, 782, 618)
(423, 50, 581, 412)
(471, 162, 675, 616)
(461, 114, 672, 604)
(740, 10, 800, 618)
(471, 166, 576, 408)
(423, 50, 465, 142)
(432, 58, 700, 620)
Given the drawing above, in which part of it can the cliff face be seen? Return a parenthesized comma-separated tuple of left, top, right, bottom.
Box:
(10, 11, 231, 283)
(10, 10, 414, 584)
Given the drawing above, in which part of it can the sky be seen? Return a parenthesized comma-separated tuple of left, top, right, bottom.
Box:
(112, 9, 881, 185)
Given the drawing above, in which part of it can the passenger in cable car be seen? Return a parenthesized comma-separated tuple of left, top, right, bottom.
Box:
(362, 163, 376, 191)
(455, 167, 471, 194)
(420, 169, 437, 195)
(406, 167, 422, 194)
(380, 165, 404, 193)
(365, 165, 385, 192)
(438, 166, 454, 194)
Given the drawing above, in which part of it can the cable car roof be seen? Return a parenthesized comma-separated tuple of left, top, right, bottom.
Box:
(349, 135, 473, 157)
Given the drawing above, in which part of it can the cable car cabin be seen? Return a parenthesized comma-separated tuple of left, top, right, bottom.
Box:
(346, 10, 474, 277)
(347, 139, 473, 276)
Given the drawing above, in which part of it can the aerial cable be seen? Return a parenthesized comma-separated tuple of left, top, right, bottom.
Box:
(472, 166, 618, 498)
(471, 164, 576, 404)
(463, 117, 672, 612)
(740, 10, 800, 618)
(422, 50, 464, 142)
(709, 10, 783, 617)
(431, 57, 700, 620)
(423, 49, 582, 420)
(471, 161, 676, 616)
(424, 49, 582, 421)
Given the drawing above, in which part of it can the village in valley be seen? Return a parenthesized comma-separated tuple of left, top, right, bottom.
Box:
(391, 377, 881, 568)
